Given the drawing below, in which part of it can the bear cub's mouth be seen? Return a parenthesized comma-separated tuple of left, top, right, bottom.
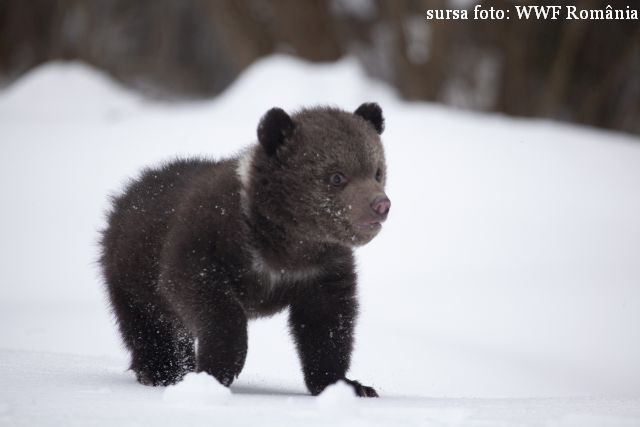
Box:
(355, 220, 384, 231)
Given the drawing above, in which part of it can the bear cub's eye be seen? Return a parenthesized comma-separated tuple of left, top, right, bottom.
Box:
(375, 168, 383, 183)
(330, 173, 347, 187)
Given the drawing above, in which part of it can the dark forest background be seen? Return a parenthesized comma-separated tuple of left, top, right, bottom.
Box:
(1, 0, 638, 134)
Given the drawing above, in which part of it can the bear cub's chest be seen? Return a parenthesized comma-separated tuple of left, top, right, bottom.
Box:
(241, 262, 323, 318)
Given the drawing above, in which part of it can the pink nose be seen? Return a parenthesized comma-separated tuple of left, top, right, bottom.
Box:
(371, 196, 391, 217)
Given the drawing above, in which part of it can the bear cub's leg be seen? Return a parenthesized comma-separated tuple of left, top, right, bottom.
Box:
(164, 285, 249, 387)
(108, 286, 196, 386)
(288, 278, 378, 397)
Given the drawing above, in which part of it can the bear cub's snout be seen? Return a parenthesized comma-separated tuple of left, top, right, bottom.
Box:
(371, 195, 391, 218)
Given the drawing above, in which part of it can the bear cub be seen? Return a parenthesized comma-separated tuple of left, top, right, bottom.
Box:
(100, 103, 390, 397)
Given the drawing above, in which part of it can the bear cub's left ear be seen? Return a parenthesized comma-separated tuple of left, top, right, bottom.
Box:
(258, 107, 295, 156)
(354, 102, 384, 135)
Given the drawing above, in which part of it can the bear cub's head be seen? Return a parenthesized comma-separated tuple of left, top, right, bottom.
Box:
(244, 103, 390, 248)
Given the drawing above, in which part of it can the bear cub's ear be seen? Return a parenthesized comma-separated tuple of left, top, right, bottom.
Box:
(354, 102, 384, 135)
(258, 107, 295, 156)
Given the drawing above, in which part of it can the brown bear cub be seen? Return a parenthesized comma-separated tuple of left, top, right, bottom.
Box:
(99, 103, 390, 398)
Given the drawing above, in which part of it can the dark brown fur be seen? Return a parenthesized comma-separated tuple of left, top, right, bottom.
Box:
(100, 104, 389, 397)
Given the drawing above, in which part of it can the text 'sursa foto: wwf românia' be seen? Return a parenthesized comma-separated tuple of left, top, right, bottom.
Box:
(99, 103, 391, 397)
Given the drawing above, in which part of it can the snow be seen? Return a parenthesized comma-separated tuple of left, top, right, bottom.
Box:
(163, 373, 231, 405)
(315, 381, 359, 415)
(1, 54, 640, 425)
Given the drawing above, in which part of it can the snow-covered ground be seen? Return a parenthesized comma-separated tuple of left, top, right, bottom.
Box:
(0, 55, 639, 426)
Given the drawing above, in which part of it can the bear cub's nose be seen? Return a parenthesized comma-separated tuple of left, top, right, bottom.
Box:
(371, 196, 391, 218)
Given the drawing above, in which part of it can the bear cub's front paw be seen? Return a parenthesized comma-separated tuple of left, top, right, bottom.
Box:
(342, 378, 379, 398)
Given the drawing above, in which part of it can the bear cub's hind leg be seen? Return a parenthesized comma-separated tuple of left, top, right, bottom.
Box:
(109, 287, 196, 386)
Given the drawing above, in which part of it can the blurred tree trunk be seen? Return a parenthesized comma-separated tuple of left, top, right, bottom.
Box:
(538, 10, 591, 118)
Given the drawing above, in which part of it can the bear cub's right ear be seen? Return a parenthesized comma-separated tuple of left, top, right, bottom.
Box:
(354, 102, 384, 135)
(257, 107, 295, 156)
